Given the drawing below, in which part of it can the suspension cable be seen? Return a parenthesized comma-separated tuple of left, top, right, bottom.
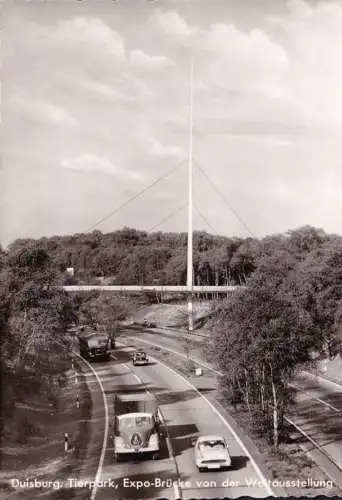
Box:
(193, 159, 256, 238)
(194, 204, 218, 235)
(149, 203, 187, 232)
(86, 158, 187, 232)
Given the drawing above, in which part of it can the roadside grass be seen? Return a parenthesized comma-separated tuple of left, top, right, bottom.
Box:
(0, 356, 92, 499)
(130, 301, 212, 328)
(215, 392, 340, 497)
(141, 343, 340, 497)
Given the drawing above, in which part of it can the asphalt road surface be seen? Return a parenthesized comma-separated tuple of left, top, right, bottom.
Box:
(89, 345, 272, 499)
(122, 328, 342, 490)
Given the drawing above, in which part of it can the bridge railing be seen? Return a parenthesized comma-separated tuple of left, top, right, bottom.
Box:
(62, 285, 243, 293)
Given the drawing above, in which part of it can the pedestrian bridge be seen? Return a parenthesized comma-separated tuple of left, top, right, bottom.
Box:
(63, 285, 242, 293)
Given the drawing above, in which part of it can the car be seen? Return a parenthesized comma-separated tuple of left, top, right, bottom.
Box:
(132, 349, 149, 366)
(194, 435, 232, 471)
(143, 318, 156, 328)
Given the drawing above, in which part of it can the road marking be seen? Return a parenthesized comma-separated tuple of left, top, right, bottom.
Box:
(123, 360, 182, 499)
(303, 370, 342, 390)
(141, 331, 342, 392)
(290, 382, 341, 413)
(284, 414, 342, 478)
(72, 352, 109, 500)
(316, 398, 341, 413)
(125, 336, 224, 376)
(120, 343, 274, 497)
(129, 339, 342, 428)
(127, 363, 182, 499)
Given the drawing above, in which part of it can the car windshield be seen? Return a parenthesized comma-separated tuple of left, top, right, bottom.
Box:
(199, 440, 225, 450)
(119, 416, 152, 428)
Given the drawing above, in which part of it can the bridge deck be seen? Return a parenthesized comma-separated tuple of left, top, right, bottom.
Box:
(63, 285, 242, 293)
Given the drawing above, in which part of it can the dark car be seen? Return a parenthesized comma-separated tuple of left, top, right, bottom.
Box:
(143, 318, 156, 328)
(132, 350, 149, 366)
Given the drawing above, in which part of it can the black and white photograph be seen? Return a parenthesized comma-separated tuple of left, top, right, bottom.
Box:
(1, 0, 342, 498)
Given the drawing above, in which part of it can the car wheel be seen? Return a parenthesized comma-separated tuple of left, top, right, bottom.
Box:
(198, 467, 204, 472)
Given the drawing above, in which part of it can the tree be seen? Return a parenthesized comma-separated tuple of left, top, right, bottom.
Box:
(212, 261, 318, 448)
(1, 244, 75, 427)
(293, 241, 342, 358)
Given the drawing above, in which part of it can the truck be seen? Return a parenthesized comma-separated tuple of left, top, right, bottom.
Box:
(78, 331, 111, 361)
(112, 394, 161, 461)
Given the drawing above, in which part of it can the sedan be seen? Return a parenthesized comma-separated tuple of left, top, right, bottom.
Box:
(194, 435, 232, 472)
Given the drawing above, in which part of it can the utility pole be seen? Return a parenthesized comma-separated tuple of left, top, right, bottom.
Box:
(186, 51, 194, 362)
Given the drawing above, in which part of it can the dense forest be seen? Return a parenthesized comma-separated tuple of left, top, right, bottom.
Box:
(1, 224, 342, 449)
(3, 224, 341, 286)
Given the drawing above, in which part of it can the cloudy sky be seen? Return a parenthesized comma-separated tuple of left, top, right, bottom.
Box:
(2, 0, 342, 247)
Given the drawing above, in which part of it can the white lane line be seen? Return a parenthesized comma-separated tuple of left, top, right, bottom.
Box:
(284, 414, 342, 477)
(129, 339, 342, 420)
(316, 398, 341, 413)
(72, 353, 109, 500)
(120, 343, 274, 498)
(125, 336, 223, 376)
(303, 370, 342, 390)
(289, 382, 341, 413)
(126, 362, 182, 499)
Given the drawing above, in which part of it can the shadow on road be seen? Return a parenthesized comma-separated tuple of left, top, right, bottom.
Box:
(104, 383, 148, 396)
(154, 388, 212, 406)
(230, 455, 249, 471)
(166, 423, 199, 456)
(289, 393, 342, 447)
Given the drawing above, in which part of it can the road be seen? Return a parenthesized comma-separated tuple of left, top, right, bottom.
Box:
(85, 345, 272, 499)
(123, 328, 342, 488)
(289, 373, 342, 473)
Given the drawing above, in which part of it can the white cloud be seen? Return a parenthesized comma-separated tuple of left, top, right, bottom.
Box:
(129, 50, 174, 70)
(7, 94, 76, 126)
(151, 9, 194, 36)
(59, 73, 133, 102)
(60, 154, 142, 180)
(268, 0, 342, 126)
(3, 1, 342, 245)
(145, 135, 185, 160)
(61, 154, 119, 175)
(203, 24, 288, 92)
(54, 17, 126, 61)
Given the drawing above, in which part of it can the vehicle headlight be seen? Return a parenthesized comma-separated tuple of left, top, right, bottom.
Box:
(149, 433, 158, 446)
(115, 436, 124, 446)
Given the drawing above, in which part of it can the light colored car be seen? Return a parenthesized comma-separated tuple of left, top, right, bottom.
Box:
(194, 435, 232, 471)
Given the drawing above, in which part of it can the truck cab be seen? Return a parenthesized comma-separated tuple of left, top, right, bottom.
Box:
(79, 332, 110, 361)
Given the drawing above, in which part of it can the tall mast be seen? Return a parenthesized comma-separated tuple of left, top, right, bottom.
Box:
(187, 51, 194, 334)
